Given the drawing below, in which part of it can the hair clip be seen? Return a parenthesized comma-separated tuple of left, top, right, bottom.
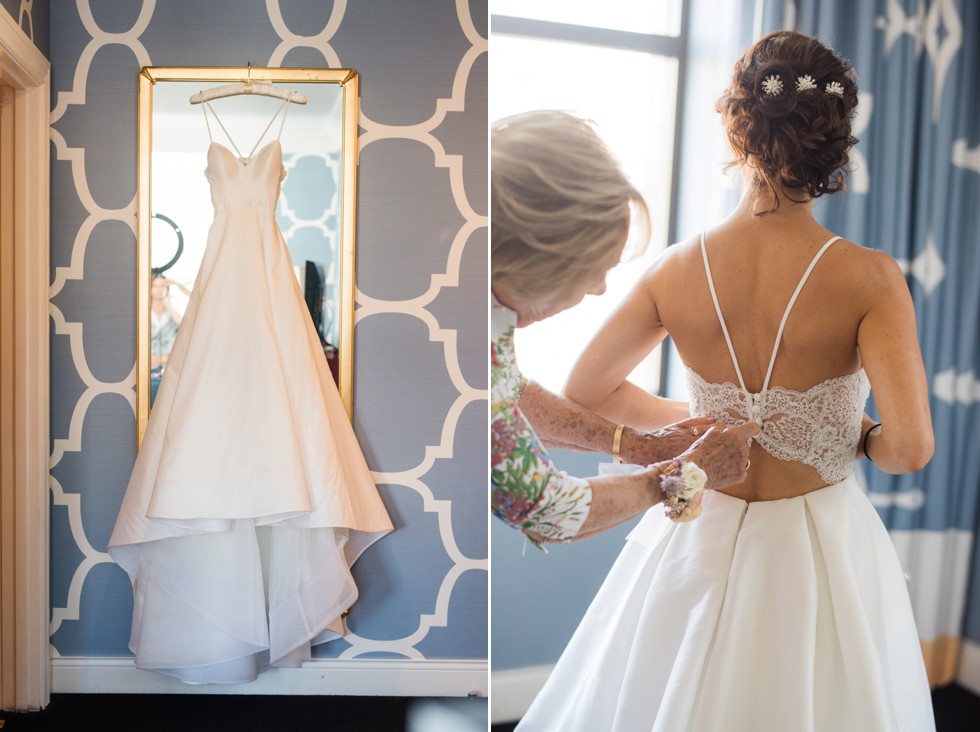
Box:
(762, 74, 784, 96)
(796, 75, 818, 92)
(825, 81, 844, 97)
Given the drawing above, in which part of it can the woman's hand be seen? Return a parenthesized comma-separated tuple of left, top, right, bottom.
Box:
(620, 417, 717, 465)
(680, 421, 760, 491)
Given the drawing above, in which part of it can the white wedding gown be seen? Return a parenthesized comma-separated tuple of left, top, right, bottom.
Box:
(109, 99, 393, 684)
(517, 234, 934, 731)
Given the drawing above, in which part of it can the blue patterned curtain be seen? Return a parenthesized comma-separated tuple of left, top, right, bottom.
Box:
(750, 0, 980, 688)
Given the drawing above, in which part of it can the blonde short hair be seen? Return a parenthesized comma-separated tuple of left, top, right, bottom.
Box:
(491, 110, 650, 303)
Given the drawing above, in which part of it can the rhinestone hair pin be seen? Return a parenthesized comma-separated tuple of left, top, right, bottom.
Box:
(762, 74, 784, 96)
(796, 74, 818, 91)
(760, 73, 844, 98)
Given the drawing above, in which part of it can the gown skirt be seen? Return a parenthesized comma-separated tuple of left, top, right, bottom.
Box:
(109, 141, 393, 684)
(516, 478, 935, 732)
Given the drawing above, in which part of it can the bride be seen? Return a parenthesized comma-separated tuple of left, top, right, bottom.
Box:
(516, 31, 935, 731)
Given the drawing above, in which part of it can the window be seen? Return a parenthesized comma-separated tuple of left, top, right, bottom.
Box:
(490, 4, 688, 395)
(492, 0, 683, 36)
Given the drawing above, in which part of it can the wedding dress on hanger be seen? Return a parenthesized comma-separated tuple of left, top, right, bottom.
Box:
(109, 95, 393, 684)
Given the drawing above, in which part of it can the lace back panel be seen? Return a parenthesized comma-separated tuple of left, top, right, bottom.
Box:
(689, 232, 870, 484)
(685, 366, 869, 483)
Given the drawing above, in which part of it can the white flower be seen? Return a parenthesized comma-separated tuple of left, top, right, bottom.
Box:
(796, 75, 817, 92)
(680, 461, 708, 498)
(762, 74, 784, 96)
(825, 81, 845, 97)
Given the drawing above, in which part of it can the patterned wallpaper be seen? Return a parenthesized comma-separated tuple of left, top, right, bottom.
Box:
(277, 149, 343, 348)
(0, 0, 48, 57)
(47, 0, 488, 668)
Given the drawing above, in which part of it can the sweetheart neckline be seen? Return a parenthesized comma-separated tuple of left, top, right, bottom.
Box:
(683, 363, 867, 398)
(209, 139, 281, 167)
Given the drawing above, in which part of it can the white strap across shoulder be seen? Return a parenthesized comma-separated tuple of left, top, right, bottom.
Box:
(700, 231, 841, 395)
(760, 235, 841, 391)
(202, 93, 292, 162)
(700, 231, 748, 393)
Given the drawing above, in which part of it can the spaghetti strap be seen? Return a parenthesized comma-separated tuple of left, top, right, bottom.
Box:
(201, 103, 215, 143)
(245, 94, 292, 160)
(202, 93, 292, 163)
(276, 94, 292, 140)
(700, 231, 748, 393)
(203, 100, 246, 160)
(699, 231, 842, 398)
(760, 235, 841, 392)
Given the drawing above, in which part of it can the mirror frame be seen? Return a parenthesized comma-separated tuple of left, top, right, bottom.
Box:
(136, 66, 359, 449)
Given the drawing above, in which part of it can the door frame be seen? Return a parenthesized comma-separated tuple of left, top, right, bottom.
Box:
(0, 9, 50, 712)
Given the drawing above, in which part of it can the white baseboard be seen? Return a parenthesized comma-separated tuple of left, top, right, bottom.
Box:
(52, 657, 487, 697)
(957, 639, 980, 696)
(490, 664, 553, 724)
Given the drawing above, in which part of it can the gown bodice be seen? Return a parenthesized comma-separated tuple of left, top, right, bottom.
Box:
(206, 140, 285, 212)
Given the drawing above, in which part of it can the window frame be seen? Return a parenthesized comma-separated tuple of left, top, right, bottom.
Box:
(490, 3, 692, 396)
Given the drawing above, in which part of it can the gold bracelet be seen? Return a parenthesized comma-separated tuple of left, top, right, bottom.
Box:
(612, 424, 625, 464)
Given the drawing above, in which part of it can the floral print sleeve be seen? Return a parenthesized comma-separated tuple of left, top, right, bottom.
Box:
(491, 315, 591, 544)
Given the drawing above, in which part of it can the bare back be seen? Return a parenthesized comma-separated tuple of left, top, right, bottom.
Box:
(565, 201, 932, 495)
(653, 218, 881, 501)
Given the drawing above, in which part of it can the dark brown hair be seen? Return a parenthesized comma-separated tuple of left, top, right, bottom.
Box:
(717, 31, 859, 215)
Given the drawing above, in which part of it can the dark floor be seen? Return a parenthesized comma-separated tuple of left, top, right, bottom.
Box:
(0, 694, 486, 731)
(931, 684, 980, 731)
(491, 683, 980, 732)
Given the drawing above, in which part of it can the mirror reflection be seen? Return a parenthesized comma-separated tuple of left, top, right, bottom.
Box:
(137, 68, 358, 448)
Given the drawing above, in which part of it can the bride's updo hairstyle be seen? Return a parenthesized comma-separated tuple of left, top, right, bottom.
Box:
(717, 31, 858, 215)
(492, 110, 649, 303)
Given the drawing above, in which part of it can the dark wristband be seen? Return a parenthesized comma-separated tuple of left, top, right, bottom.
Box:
(863, 423, 881, 463)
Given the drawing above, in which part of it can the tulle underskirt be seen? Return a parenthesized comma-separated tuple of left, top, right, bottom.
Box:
(110, 517, 385, 684)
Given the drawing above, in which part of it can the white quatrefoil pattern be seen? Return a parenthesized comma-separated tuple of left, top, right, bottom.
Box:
(46, 0, 488, 667)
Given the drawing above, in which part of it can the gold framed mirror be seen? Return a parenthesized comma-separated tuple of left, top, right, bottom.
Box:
(136, 66, 358, 450)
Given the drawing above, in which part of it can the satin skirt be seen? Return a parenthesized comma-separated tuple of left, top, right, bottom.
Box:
(516, 479, 935, 731)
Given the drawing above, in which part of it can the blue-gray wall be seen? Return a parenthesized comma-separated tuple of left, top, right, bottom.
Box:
(48, 0, 487, 664)
(491, 449, 642, 670)
(1, 0, 48, 57)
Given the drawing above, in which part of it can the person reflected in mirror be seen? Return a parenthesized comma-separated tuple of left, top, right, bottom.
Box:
(150, 274, 190, 371)
(491, 110, 759, 547)
(517, 33, 935, 731)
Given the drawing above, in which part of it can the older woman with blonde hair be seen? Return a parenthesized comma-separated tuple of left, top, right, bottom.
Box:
(491, 110, 759, 544)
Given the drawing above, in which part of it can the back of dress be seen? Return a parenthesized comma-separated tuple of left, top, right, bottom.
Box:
(685, 231, 869, 485)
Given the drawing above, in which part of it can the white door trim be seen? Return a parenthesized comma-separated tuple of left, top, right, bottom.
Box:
(0, 9, 50, 712)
